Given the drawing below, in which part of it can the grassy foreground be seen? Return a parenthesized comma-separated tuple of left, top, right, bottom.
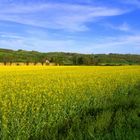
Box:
(0, 66, 140, 140)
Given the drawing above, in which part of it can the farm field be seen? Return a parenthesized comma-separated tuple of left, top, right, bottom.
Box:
(0, 66, 140, 140)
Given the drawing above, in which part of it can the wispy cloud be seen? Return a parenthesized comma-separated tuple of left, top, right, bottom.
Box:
(0, 33, 24, 39)
(86, 35, 140, 54)
(0, 31, 77, 52)
(0, 31, 140, 54)
(0, 2, 129, 31)
(105, 22, 131, 32)
(0, 0, 139, 54)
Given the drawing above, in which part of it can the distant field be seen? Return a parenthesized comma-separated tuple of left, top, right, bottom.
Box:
(0, 66, 140, 140)
(0, 62, 56, 66)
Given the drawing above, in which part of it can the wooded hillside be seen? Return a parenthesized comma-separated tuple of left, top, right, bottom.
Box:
(0, 48, 140, 65)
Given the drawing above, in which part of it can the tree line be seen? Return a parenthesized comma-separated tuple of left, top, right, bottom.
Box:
(0, 48, 140, 65)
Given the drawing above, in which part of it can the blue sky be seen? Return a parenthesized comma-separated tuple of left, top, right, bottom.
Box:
(0, 0, 140, 54)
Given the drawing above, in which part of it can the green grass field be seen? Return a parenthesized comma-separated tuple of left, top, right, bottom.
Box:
(0, 66, 140, 140)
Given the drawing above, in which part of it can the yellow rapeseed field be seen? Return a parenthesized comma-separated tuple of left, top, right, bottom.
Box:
(0, 66, 140, 140)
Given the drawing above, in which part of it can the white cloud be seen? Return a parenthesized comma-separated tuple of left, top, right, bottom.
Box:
(117, 23, 131, 31)
(0, 2, 129, 31)
(86, 35, 140, 54)
(0, 32, 78, 52)
(0, 0, 139, 54)
(0, 32, 140, 54)
(105, 22, 131, 32)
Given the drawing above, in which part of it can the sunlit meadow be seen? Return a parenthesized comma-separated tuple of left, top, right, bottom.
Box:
(0, 66, 140, 140)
